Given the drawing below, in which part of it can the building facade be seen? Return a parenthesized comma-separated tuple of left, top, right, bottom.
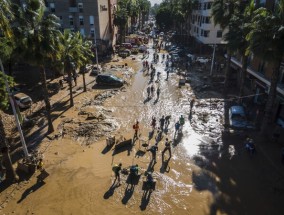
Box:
(45, 0, 117, 53)
(190, 0, 225, 45)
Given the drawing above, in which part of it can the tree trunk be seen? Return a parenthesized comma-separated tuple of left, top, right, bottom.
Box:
(82, 71, 86, 92)
(224, 50, 232, 95)
(66, 63, 74, 107)
(261, 60, 282, 135)
(239, 54, 248, 98)
(0, 113, 18, 182)
(40, 66, 54, 133)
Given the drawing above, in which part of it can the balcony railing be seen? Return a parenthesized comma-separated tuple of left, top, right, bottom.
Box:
(231, 57, 284, 96)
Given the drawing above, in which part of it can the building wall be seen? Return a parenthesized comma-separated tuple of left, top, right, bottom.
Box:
(190, 0, 225, 45)
(45, 0, 116, 49)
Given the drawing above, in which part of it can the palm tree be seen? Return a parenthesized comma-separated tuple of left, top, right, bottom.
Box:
(0, 0, 18, 182)
(15, 0, 61, 133)
(59, 30, 93, 106)
(246, 0, 284, 134)
(80, 40, 94, 92)
(223, 1, 254, 98)
(212, 0, 237, 92)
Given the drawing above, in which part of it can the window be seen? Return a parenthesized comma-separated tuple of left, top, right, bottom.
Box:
(59, 16, 63, 20)
(90, 28, 95, 37)
(80, 28, 85, 36)
(203, 3, 207, 10)
(205, 17, 210, 24)
(204, 30, 209, 37)
(69, 0, 76, 7)
(69, 15, 74, 26)
(78, 3, 83, 12)
(207, 2, 212, 9)
(89, 16, 94, 26)
(79, 16, 84, 25)
(217, 30, 222, 38)
(49, 3, 55, 12)
(201, 29, 204, 36)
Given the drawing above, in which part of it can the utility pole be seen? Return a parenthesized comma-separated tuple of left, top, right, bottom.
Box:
(210, 44, 216, 76)
(94, 27, 99, 68)
(0, 59, 29, 158)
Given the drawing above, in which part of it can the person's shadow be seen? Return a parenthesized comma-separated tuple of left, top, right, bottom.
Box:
(147, 159, 156, 172)
(121, 183, 135, 205)
(103, 181, 120, 199)
(17, 180, 46, 203)
(143, 97, 151, 104)
(160, 158, 170, 173)
(140, 189, 153, 211)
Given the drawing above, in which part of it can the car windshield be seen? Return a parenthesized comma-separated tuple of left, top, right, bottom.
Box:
(21, 97, 31, 103)
(232, 114, 246, 121)
(110, 75, 120, 81)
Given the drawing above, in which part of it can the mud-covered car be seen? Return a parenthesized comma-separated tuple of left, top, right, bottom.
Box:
(14, 92, 32, 109)
(96, 74, 124, 87)
(229, 106, 255, 129)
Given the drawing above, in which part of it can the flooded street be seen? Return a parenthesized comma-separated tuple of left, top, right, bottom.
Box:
(1, 42, 284, 215)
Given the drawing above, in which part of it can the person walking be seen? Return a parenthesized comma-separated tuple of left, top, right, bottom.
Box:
(151, 117, 157, 130)
(165, 115, 171, 128)
(133, 121, 139, 140)
(155, 127, 163, 142)
(162, 138, 172, 159)
(179, 115, 185, 129)
(156, 87, 160, 100)
(147, 144, 158, 163)
(166, 69, 170, 80)
(150, 85, 155, 97)
(147, 86, 151, 98)
(159, 116, 165, 130)
(112, 163, 122, 185)
(175, 121, 181, 135)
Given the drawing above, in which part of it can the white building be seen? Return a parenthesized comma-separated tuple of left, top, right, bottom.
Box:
(190, 0, 226, 45)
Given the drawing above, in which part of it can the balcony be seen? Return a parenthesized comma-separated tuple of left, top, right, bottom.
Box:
(231, 57, 284, 96)
(69, 7, 78, 13)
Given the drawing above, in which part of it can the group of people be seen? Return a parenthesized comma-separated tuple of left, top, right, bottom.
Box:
(146, 84, 160, 100)
(112, 163, 155, 190)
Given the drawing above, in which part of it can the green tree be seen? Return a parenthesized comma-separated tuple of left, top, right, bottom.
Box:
(246, 0, 284, 133)
(114, 4, 128, 43)
(0, 0, 18, 182)
(15, 0, 61, 133)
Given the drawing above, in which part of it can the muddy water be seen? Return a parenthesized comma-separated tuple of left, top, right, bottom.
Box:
(101, 47, 219, 214)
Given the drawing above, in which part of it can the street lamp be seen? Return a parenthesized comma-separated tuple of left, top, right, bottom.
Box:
(0, 59, 29, 158)
(210, 44, 216, 76)
(94, 27, 99, 68)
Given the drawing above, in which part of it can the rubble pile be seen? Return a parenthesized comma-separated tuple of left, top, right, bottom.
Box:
(191, 99, 224, 143)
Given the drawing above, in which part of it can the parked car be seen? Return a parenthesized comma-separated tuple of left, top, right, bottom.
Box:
(118, 49, 131, 58)
(229, 106, 255, 129)
(14, 92, 32, 109)
(90, 65, 102, 76)
(139, 45, 147, 52)
(196, 57, 210, 64)
(96, 74, 124, 87)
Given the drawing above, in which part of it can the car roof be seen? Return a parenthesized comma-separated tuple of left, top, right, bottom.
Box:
(14, 92, 30, 99)
(230, 106, 245, 115)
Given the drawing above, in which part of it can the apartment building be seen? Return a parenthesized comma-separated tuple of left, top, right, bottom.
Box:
(45, 0, 117, 54)
(190, 0, 226, 46)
